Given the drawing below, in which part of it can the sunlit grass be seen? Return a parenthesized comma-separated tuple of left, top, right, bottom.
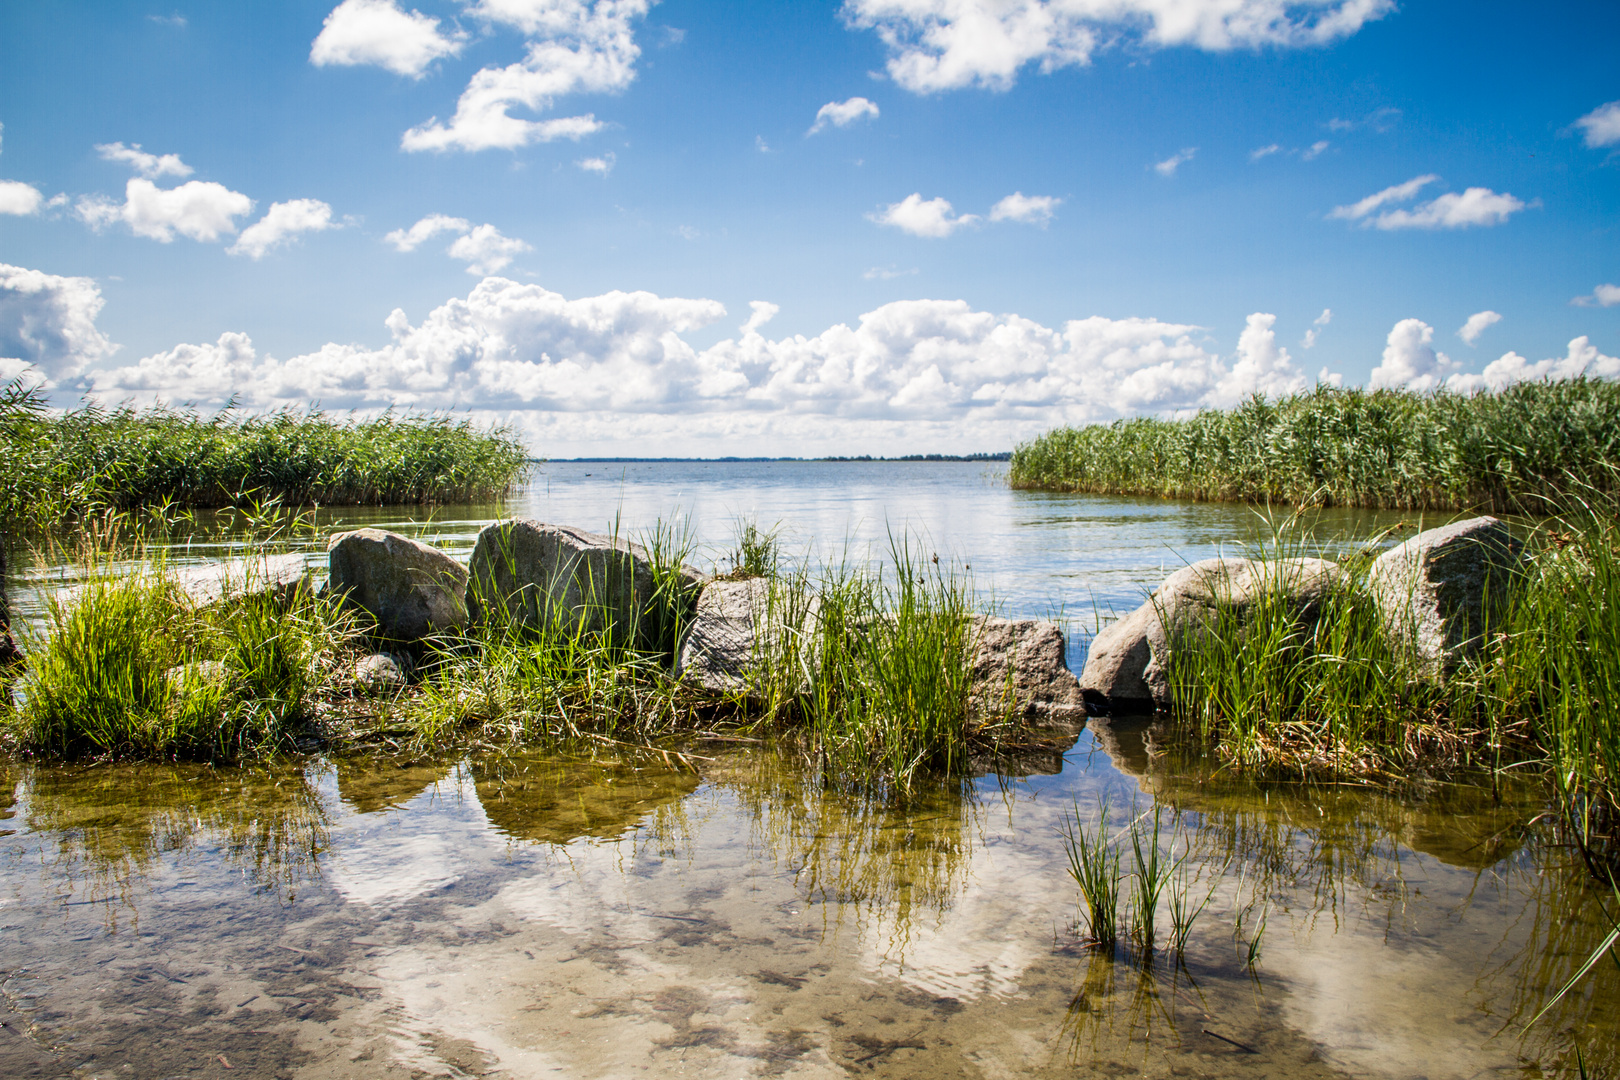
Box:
(0, 377, 530, 529)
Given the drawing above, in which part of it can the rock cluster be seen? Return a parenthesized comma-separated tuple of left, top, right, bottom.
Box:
(1078, 516, 1523, 714)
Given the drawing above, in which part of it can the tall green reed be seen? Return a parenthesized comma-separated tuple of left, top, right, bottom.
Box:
(0, 377, 530, 529)
(1010, 380, 1620, 512)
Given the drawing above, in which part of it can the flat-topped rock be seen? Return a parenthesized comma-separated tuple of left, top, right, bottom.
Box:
(327, 529, 468, 641)
(968, 616, 1086, 724)
(469, 520, 702, 643)
(1367, 516, 1522, 672)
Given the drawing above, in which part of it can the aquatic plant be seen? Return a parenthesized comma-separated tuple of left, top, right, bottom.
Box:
(800, 534, 981, 786)
(0, 377, 531, 529)
(1009, 380, 1620, 513)
(5, 554, 357, 761)
(1126, 804, 1173, 952)
(1062, 798, 1122, 948)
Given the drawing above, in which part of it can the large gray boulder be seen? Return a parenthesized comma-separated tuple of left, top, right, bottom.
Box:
(1367, 516, 1522, 672)
(468, 520, 701, 641)
(326, 529, 469, 641)
(1079, 556, 1344, 711)
(968, 616, 1086, 725)
(675, 577, 818, 697)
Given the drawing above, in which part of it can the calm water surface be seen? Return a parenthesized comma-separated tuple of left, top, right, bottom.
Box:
(2, 463, 1614, 1078)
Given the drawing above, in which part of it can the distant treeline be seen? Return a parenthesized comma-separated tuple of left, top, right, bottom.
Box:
(0, 380, 531, 529)
(561, 453, 1012, 463)
(1009, 380, 1620, 512)
(820, 452, 1012, 462)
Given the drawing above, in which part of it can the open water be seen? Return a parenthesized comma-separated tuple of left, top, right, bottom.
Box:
(1, 462, 1615, 1078)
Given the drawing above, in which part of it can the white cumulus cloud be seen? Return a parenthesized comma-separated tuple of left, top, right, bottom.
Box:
(808, 96, 880, 134)
(1153, 148, 1196, 176)
(1249, 143, 1281, 161)
(1454, 338, 1620, 394)
(576, 152, 615, 174)
(95, 141, 193, 179)
(869, 193, 980, 238)
(844, 0, 1393, 94)
(1572, 284, 1620, 308)
(988, 192, 1060, 226)
(76, 178, 254, 243)
(1575, 100, 1620, 149)
(1369, 318, 1462, 391)
(0, 263, 116, 384)
(1456, 309, 1501, 345)
(447, 223, 532, 275)
(228, 199, 336, 259)
(399, 0, 647, 152)
(1330, 175, 1525, 230)
(0, 180, 43, 216)
(1328, 174, 1438, 220)
(1210, 312, 1308, 406)
(1302, 139, 1329, 160)
(311, 0, 464, 78)
(384, 213, 472, 251)
(1372, 187, 1525, 230)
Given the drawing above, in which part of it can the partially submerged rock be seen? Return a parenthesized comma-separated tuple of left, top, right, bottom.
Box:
(1367, 516, 1522, 672)
(968, 616, 1086, 724)
(469, 520, 701, 640)
(1079, 556, 1344, 712)
(326, 529, 469, 641)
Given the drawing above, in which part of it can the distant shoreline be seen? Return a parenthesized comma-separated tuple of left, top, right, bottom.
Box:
(537, 453, 1012, 464)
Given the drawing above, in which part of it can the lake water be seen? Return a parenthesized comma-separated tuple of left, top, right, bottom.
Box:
(2, 462, 1615, 1078)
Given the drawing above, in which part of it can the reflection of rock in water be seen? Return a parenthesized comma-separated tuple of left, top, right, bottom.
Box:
(333, 755, 453, 814)
(1087, 716, 1534, 872)
(968, 725, 1082, 779)
(471, 753, 700, 846)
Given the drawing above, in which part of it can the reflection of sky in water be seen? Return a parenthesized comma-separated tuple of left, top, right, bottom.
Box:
(2, 742, 1617, 1078)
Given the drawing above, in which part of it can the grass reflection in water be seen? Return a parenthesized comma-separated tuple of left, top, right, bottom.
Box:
(1081, 716, 1620, 1075)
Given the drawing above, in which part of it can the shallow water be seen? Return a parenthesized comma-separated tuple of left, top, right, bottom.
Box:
(2, 462, 1611, 1078)
(2, 734, 1616, 1079)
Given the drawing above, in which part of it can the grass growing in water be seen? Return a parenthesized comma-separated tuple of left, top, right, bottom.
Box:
(1153, 501, 1620, 861)
(7, 558, 357, 761)
(0, 377, 530, 529)
(1009, 380, 1620, 511)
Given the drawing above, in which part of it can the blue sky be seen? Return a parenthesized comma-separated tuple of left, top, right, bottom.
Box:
(1, 0, 1617, 456)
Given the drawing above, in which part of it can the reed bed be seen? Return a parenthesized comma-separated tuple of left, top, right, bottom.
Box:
(0, 378, 530, 528)
(1009, 380, 1620, 512)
